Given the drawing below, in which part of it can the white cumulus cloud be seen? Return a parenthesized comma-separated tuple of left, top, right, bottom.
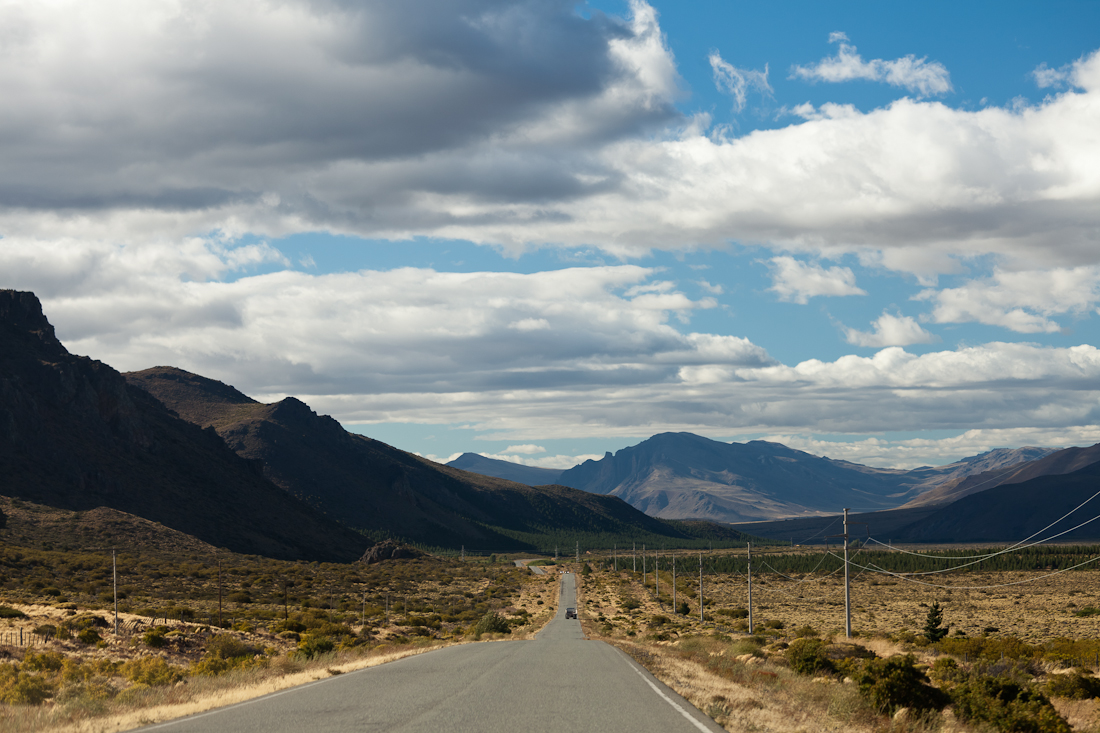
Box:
(915, 266, 1100, 333)
(768, 256, 866, 304)
(843, 312, 937, 348)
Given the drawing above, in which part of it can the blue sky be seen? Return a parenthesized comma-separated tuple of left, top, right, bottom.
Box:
(2, 0, 1100, 469)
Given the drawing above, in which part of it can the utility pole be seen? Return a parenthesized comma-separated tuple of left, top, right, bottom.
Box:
(699, 552, 703, 622)
(461, 545, 465, 561)
(633, 542, 636, 572)
(844, 508, 851, 638)
(747, 542, 753, 633)
(672, 554, 677, 613)
(655, 549, 659, 602)
(576, 541, 579, 566)
(218, 556, 223, 628)
(829, 508, 864, 639)
(614, 544, 617, 572)
(642, 544, 646, 586)
(112, 549, 118, 636)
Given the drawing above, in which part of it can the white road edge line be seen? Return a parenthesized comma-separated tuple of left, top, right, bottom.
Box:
(622, 655, 714, 733)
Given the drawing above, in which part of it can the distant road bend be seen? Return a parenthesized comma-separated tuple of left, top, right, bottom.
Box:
(139, 573, 722, 733)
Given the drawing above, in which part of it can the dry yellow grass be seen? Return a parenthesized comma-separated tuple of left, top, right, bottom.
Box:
(0, 565, 558, 733)
(574, 559, 1100, 733)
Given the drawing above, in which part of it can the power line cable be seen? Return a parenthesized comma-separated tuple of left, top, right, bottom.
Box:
(864, 486, 1100, 562)
(863, 510, 1100, 577)
(837, 552, 1100, 590)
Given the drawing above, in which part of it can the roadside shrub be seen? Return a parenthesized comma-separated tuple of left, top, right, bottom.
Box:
(1045, 671, 1100, 700)
(143, 627, 168, 648)
(0, 664, 56, 705)
(120, 657, 185, 687)
(77, 628, 102, 644)
(21, 651, 64, 672)
(0, 606, 26, 619)
(205, 634, 255, 660)
(951, 674, 1071, 733)
(32, 624, 57, 638)
(786, 638, 834, 676)
(297, 634, 336, 659)
(851, 654, 949, 715)
(472, 612, 511, 639)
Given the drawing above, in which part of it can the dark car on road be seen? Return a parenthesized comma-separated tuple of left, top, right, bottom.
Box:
(565, 607, 577, 619)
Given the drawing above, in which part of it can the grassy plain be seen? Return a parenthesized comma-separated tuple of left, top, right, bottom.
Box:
(573, 548, 1100, 733)
(0, 523, 559, 732)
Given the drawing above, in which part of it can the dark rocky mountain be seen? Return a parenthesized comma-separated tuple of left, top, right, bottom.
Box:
(125, 368, 727, 551)
(446, 453, 564, 486)
(900, 444, 1099, 508)
(891, 460, 1100, 543)
(0, 290, 367, 562)
(556, 432, 1055, 523)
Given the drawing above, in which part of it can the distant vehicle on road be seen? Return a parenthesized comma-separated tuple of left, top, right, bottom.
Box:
(565, 607, 577, 619)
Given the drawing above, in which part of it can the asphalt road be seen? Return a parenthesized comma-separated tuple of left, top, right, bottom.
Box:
(138, 573, 722, 733)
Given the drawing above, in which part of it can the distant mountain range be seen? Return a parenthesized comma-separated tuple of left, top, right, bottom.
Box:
(126, 366, 737, 552)
(450, 434, 1061, 523)
(447, 453, 564, 486)
(0, 290, 753, 558)
(732, 456, 1100, 546)
(7, 288, 1098, 555)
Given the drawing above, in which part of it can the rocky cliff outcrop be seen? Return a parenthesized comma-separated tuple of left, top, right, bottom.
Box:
(0, 290, 367, 561)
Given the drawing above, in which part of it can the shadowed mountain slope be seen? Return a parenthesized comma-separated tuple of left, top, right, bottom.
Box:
(892, 460, 1100, 543)
(0, 291, 367, 562)
(446, 453, 564, 486)
(557, 433, 1056, 522)
(125, 368, 729, 551)
(900, 444, 1099, 508)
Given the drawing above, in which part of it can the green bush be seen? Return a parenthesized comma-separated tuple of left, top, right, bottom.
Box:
(77, 628, 101, 644)
(620, 597, 641, 611)
(205, 634, 255, 660)
(676, 601, 689, 616)
(144, 631, 167, 648)
(297, 634, 335, 659)
(793, 625, 819, 638)
(851, 654, 949, 715)
(786, 638, 834, 676)
(0, 606, 27, 619)
(21, 651, 64, 672)
(120, 657, 185, 687)
(472, 611, 511, 639)
(0, 664, 56, 705)
(1045, 672, 1100, 700)
(951, 674, 1071, 733)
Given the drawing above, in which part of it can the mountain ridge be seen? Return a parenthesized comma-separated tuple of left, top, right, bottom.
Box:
(125, 367, 748, 552)
(555, 432, 1061, 522)
(0, 290, 367, 562)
